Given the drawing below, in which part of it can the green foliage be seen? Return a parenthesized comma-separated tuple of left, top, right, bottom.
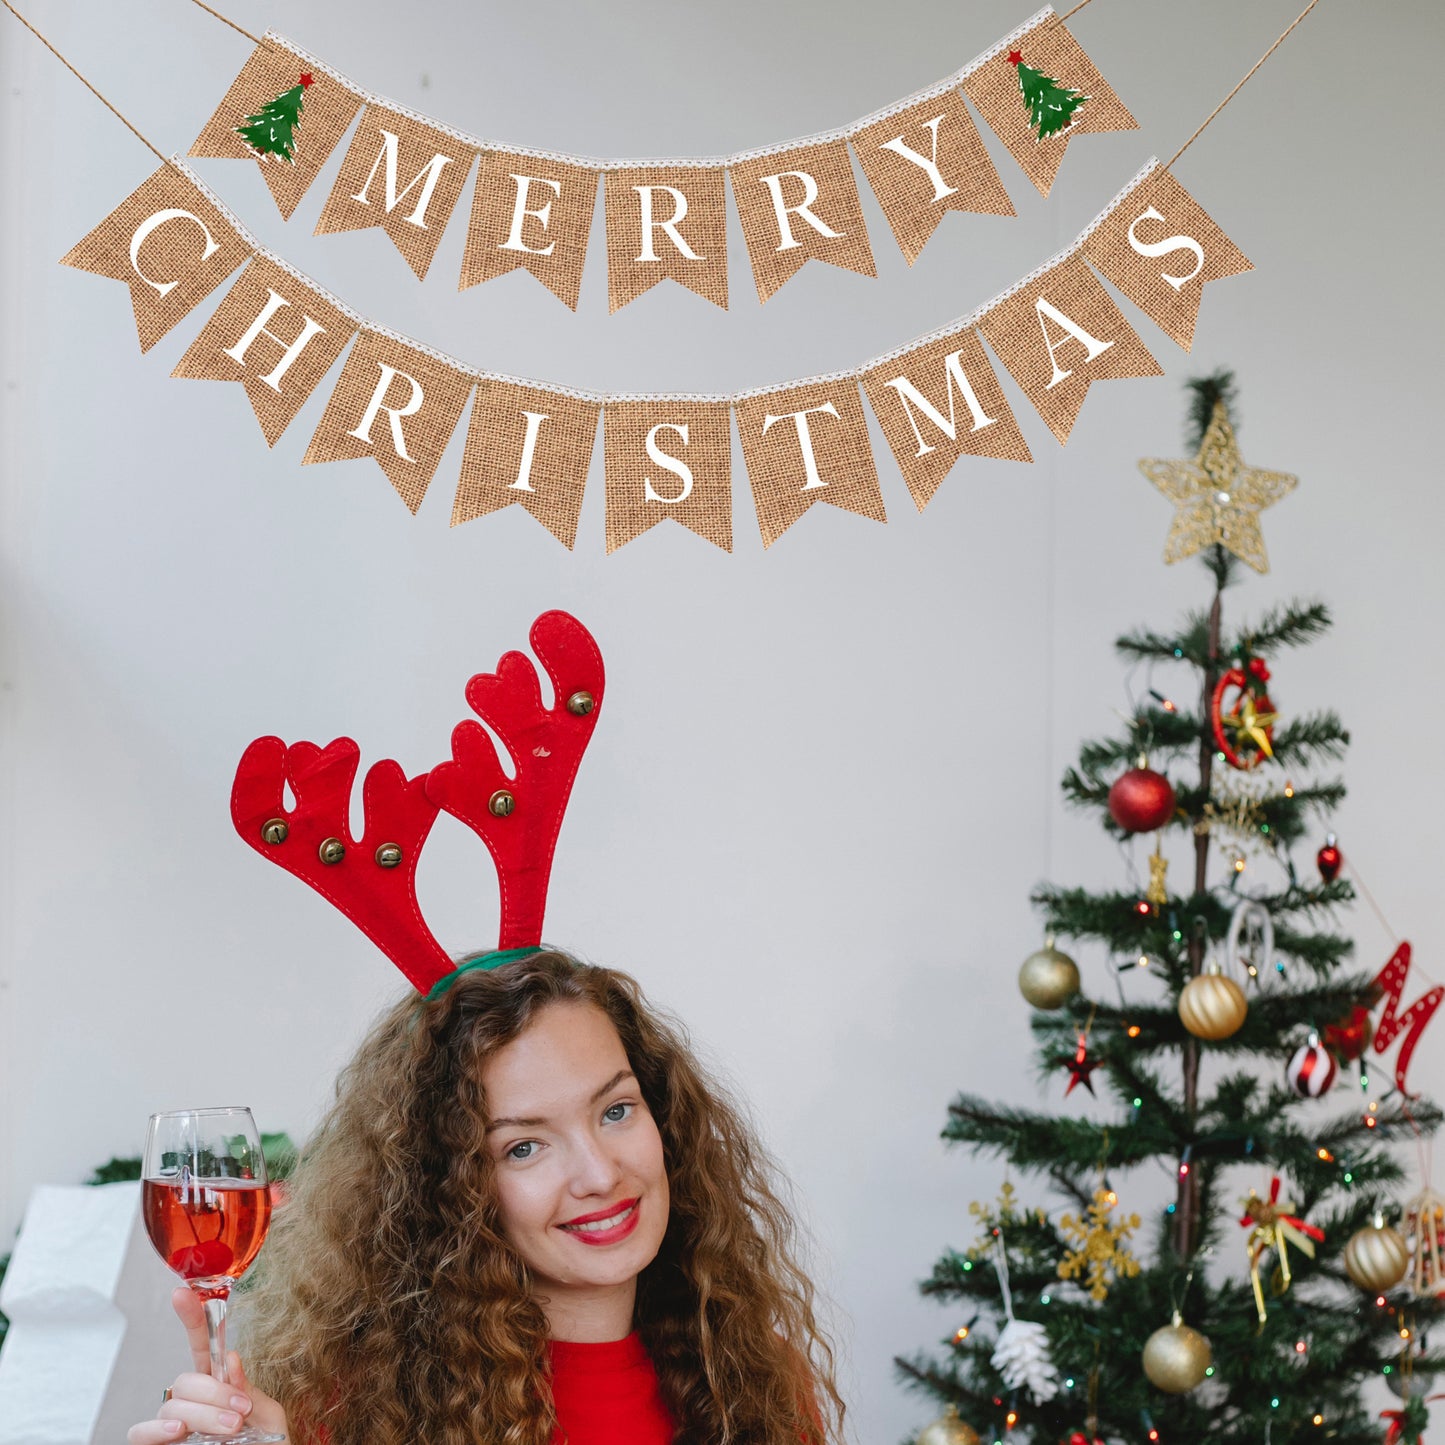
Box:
(236, 83, 306, 162)
(1016, 61, 1087, 139)
(1185, 370, 1239, 450)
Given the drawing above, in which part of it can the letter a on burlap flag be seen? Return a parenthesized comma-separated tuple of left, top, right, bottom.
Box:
(604, 167, 730, 312)
(1083, 165, 1252, 350)
(861, 328, 1031, 510)
(962, 13, 1136, 198)
(734, 380, 885, 548)
(303, 331, 473, 513)
(189, 43, 362, 220)
(60, 163, 250, 353)
(452, 381, 599, 548)
(171, 256, 356, 445)
(851, 94, 1015, 265)
(603, 401, 733, 553)
(979, 254, 1161, 444)
(315, 107, 475, 280)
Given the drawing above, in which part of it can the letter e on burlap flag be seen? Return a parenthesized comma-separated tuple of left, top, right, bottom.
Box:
(979, 254, 1161, 444)
(452, 381, 599, 548)
(603, 401, 732, 553)
(861, 328, 1031, 510)
(60, 163, 250, 353)
(735, 380, 885, 548)
(461, 152, 599, 310)
(315, 107, 475, 280)
(604, 167, 729, 312)
(1083, 165, 1252, 350)
(189, 44, 362, 220)
(171, 256, 356, 445)
(962, 14, 1136, 198)
(851, 94, 1014, 265)
(302, 331, 473, 513)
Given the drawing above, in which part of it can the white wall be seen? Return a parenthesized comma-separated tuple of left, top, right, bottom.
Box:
(3, 1, 1442, 1439)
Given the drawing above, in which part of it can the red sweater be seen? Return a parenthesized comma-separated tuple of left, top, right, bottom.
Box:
(548, 1333, 675, 1445)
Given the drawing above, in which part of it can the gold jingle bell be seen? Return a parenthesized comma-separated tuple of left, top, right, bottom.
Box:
(566, 690, 595, 717)
(1178, 963, 1248, 1040)
(374, 843, 403, 869)
(1343, 1214, 1410, 1293)
(1019, 939, 1081, 1011)
(916, 1405, 981, 1445)
(489, 789, 516, 818)
(317, 837, 346, 865)
(1142, 1312, 1212, 1394)
(260, 818, 289, 846)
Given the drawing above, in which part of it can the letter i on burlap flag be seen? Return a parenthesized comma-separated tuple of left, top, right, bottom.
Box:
(460, 152, 599, 310)
(962, 12, 1136, 198)
(1083, 165, 1252, 350)
(603, 401, 733, 553)
(60, 164, 250, 353)
(303, 331, 473, 513)
(734, 380, 885, 548)
(979, 253, 1161, 444)
(315, 107, 475, 280)
(604, 167, 730, 312)
(861, 328, 1031, 510)
(452, 381, 600, 548)
(171, 256, 356, 445)
(850, 93, 1015, 265)
(189, 43, 362, 220)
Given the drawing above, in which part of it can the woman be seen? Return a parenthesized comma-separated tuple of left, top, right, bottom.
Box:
(128, 951, 846, 1445)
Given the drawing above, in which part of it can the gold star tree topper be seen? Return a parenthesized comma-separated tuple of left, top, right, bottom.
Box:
(1139, 400, 1297, 574)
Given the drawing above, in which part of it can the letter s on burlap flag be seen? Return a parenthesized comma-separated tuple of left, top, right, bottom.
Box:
(60, 164, 250, 353)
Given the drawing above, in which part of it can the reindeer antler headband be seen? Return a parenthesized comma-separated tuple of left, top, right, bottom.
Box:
(230, 611, 604, 997)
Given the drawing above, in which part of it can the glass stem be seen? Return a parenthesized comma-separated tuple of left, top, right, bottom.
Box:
(203, 1295, 231, 1384)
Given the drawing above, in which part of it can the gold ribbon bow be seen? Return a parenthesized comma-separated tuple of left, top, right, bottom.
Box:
(1240, 1178, 1324, 1324)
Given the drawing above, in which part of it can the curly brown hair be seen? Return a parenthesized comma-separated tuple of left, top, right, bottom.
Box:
(238, 951, 846, 1445)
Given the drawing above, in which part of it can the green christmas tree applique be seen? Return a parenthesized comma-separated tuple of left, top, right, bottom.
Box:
(235, 73, 313, 163)
(1008, 50, 1087, 140)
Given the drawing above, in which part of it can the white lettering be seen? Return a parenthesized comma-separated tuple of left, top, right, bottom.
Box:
(347, 362, 424, 461)
(883, 349, 997, 457)
(879, 116, 958, 204)
(634, 186, 702, 262)
(1035, 296, 1114, 390)
(351, 131, 454, 229)
(221, 289, 328, 392)
(499, 175, 561, 256)
(642, 423, 694, 503)
(128, 209, 221, 298)
(761, 402, 840, 490)
(508, 411, 550, 491)
(1126, 205, 1206, 292)
(759, 171, 844, 252)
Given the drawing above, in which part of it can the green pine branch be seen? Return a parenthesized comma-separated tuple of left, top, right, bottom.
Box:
(1230, 601, 1333, 656)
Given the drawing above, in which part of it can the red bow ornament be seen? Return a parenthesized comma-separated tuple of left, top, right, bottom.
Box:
(1240, 1177, 1324, 1323)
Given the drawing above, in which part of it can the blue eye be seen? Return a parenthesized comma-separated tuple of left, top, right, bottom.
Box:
(603, 1102, 631, 1123)
(506, 1141, 537, 1161)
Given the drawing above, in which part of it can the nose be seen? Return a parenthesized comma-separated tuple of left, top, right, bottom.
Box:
(568, 1129, 624, 1199)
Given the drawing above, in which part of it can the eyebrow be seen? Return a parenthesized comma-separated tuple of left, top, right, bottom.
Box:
(485, 1069, 637, 1134)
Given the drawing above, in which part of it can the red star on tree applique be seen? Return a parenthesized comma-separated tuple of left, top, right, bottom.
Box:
(300, 73, 314, 88)
(1007, 50, 1023, 65)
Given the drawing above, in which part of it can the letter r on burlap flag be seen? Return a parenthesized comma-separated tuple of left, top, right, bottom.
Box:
(979, 253, 1161, 445)
(60, 163, 250, 353)
(604, 167, 730, 312)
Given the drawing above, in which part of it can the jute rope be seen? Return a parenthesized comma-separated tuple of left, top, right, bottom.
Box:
(1058, 0, 1097, 20)
(185, 0, 262, 47)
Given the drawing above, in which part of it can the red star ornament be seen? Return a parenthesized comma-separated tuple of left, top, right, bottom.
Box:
(1065, 1033, 1099, 1096)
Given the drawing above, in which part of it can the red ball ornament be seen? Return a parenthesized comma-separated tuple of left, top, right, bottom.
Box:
(1108, 761, 1177, 834)
(1287, 1034, 1338, 1097)
(1324, 1005, 1373, 1062)
(1317, 835, 1343, 883)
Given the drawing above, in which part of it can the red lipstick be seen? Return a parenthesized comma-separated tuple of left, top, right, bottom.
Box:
(557, 1198, 641, 1246)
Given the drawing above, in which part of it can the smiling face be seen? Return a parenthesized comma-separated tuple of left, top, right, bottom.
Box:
(482, 1000, 670, 1341)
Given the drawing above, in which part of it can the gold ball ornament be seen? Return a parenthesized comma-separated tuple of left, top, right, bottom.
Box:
(1178, 966, 1248, 1040)
(1019, 941, 1081, 1010)
(1343, 1216, 1410, 1292)
(916, 1406, 981, 1445)
(1142, 1313, 1212, 1394)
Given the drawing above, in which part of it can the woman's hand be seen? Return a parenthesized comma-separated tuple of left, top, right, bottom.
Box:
(127, 1288, 291, 1444)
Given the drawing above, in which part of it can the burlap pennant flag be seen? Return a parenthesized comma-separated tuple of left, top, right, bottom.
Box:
(730, 142, 876, 305)
(962, 15, 1136, 198)
(189, 44, 362, 220)
(734, 380, 885, 547)
(315, 107, 476, 280)
(302, 330, 473, 513)
(603, 401, 732, 553)
(60, 163, 250, 353)
(1084, 167, 1252, 350)
(861, 328, 1031, 510)
(171, 256, 356, 445)
(979, 253, 1161, 444)
(851, 94, 1015, 265)
(604, 167, 729, 312)
(460, 151, 598, 310)
(453, 381, 599, 547)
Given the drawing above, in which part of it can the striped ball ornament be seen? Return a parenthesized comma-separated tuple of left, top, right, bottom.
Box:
(1287, 1034, 1338, 1097)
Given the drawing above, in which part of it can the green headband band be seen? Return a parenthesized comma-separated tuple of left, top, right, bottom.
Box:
(425, 948, 542, 1002)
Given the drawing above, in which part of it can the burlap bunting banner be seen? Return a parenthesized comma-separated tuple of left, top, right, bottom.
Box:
(60, 163, 250, 353)
(171, 256, 356, 446)
(460, 152, 598, 310)
(851, 94, 1015, 265)
(734, 381, 885, 547)
(190, 42, 362, 220)
(604, 168, 730, 313)
(315, 106, 475, 280)
(979, 253, 1162, 444)
(1084, 165, 1253, 351)
(862, 328, 1032, 510)
(302, 330, 473, 513)
(962, 14, 1136, 198)
(730, 142, 877, 305)
(452, 381, 600, 547)
(603, 401, 733, 553)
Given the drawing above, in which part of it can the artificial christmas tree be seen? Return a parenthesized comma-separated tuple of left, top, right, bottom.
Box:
(898, 374, 1445, 1444)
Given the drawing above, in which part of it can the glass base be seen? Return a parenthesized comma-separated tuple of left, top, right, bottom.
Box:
(182, 1430, 285, 1444)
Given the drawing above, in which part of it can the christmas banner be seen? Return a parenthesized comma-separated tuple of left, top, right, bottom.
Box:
(187, 7, 1135, 306)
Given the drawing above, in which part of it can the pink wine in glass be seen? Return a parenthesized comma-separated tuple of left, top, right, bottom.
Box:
(142, 1177, 272, 1295)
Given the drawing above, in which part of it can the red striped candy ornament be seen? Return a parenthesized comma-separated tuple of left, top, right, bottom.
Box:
(1287, 1033, 1338, 1097)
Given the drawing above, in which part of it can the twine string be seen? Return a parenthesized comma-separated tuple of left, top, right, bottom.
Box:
(1166, 0, 1323, 170)
(1058, 0, 1097, 20)
(0, 0, 166, 162)
(186, 0, 263, 47)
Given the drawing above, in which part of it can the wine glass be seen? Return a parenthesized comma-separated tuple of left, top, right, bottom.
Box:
(142, 1107, 284, 1444)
